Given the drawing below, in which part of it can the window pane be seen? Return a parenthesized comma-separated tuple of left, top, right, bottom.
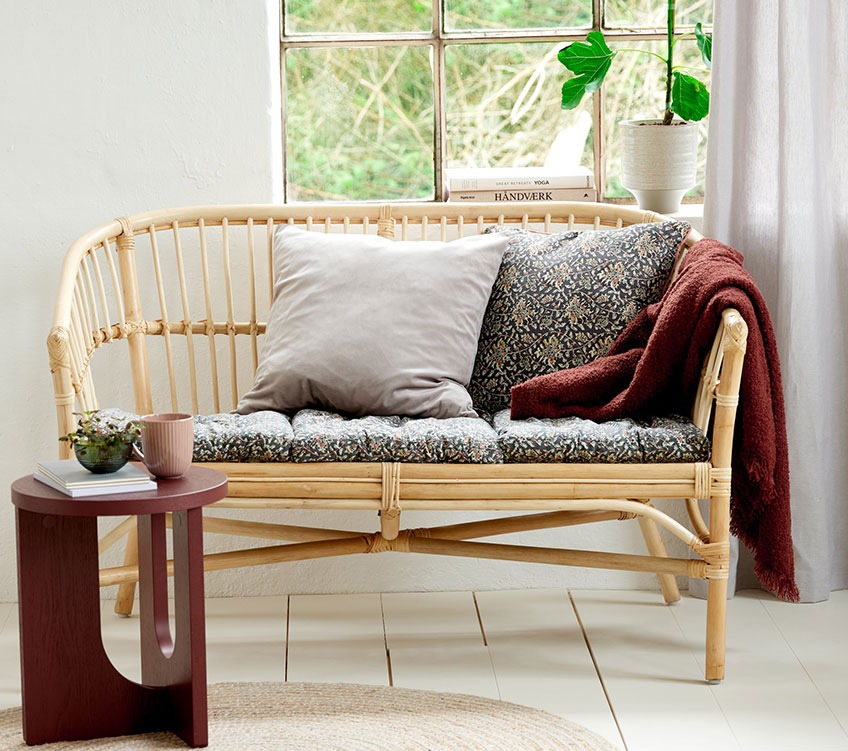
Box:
(602, 40, 710, 199)
(284, 0, 430, 34)
(446, 1, 591, 31)
(285, 46, 435, 201)
(446, 43, 593, 172)
(605, 0, 713, 29)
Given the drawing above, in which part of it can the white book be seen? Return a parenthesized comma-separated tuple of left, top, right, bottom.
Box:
(448, 187, 598, 203)
(447, 166, 594, 192)
(34, 459, 156, 497)
(33, 471, 156, 497)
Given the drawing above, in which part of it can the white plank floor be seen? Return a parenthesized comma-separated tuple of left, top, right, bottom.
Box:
(1, 589, 847, 751)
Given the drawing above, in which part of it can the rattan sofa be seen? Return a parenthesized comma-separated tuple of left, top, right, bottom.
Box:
(48, 202, 745, 683)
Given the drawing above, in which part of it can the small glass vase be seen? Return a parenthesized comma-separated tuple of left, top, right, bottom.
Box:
(73, 441, 134, 474)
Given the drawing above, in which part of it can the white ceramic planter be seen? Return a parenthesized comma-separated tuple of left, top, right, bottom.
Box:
(620, 119, 699, 214)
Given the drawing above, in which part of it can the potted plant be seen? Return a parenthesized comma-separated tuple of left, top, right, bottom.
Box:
(61, 410, 144, 474)
(558, 0, 712, 212)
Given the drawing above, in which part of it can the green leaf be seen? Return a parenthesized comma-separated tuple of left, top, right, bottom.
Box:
(557, 31, 616, 109)
(560, 77, 589, 110)
(671, 72, 710, 121)
(695, 23, 712, 68)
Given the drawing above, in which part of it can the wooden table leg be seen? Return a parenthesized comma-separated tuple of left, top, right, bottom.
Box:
(15, 509, 167, 745)
(138, 509, 208, 746)
(16, 507, 208, 747)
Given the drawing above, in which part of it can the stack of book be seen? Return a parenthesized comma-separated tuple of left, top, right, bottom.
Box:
(34, 459, 157, 497)
(446, 167, 597, 203)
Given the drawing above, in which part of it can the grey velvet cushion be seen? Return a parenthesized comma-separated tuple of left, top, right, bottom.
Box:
(492, 410, 710, 464)
(236, 226, 510, 419)
(468, 221, 690, 413)
(290, 409, 503, 463)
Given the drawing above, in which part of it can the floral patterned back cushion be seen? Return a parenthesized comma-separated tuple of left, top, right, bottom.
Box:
(468, 221, 690, 413)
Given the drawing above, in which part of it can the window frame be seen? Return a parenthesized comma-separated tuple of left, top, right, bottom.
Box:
(280, 1, 709, 203)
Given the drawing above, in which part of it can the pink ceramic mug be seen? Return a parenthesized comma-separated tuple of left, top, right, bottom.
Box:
(133, 413, 194, 479)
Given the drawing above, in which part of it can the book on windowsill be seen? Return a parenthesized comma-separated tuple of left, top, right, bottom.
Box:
(447, 187, 598, 203)
(34, 459, 157, 497)
(446, 166, 594, 192)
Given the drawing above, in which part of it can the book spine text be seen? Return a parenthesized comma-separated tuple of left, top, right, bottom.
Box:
(448, 174, 593, 191)
(448, 188, 598, 203)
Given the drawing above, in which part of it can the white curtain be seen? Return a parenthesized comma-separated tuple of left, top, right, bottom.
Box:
(703, 0, 848, 601)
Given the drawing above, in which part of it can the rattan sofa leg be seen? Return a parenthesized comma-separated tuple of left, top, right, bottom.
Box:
(114, 518, 138, 616)
(705, 576, 728, 683)
(704, 491, 731, 683)
(703, 310, 745, 683)
(637, 513, 681, 604)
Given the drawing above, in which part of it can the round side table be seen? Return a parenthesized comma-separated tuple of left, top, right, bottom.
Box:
(11, 465, 227, 747)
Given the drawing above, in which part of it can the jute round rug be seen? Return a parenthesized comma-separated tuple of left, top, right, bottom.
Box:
(0, 682, 618, 750)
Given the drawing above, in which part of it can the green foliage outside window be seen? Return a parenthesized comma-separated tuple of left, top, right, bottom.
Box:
(283, 0, 712, 202)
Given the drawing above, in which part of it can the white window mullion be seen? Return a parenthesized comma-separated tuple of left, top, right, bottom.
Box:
(433, 0, 446, 200)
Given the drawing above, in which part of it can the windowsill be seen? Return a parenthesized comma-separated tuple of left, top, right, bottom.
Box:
(571, 198, 705, 232)
(667, 202, 704, 233)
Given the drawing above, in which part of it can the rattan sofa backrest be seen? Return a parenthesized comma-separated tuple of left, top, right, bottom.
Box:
(48, 201, 704, 452)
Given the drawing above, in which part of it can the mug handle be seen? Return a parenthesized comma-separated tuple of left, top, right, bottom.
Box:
(132, 444, 145, 463)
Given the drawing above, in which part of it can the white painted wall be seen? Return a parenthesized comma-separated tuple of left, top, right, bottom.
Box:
(0, 1, 690, 603)
(0, 0, 282, 601)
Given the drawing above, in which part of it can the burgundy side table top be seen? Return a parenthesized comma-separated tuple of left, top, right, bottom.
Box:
(12, 466, 228, 747)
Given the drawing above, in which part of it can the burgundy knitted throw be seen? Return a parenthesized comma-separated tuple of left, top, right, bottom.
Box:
(510, 239, 798, 601)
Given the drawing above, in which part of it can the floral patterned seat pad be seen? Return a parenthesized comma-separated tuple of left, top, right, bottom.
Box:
(95, 409, 294, 462)
(192, 411, 294, 462)
(96, 407, 708, 465)
(492, 410, 710, 464)
(289, 409, 503, 463)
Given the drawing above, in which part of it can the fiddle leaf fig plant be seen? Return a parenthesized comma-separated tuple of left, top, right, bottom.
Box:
(695, 22, 712, 66)
(559, 31, 616, 110)
(558, 0, 712, 124)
